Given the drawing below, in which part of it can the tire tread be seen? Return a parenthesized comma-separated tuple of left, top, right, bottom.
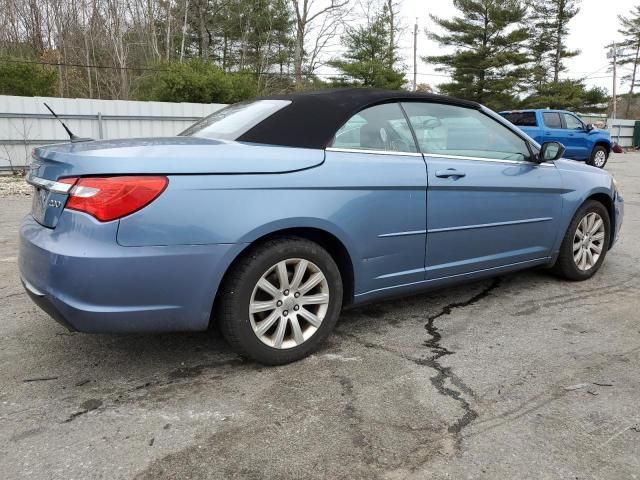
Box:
(552, 200, 610, 281)
(216, 237, 342, 365)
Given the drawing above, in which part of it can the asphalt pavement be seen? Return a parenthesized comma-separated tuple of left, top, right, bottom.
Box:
(1, 154, 639, 479)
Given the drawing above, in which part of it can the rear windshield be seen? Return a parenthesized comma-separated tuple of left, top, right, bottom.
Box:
(501, 112, 537, 127)
(180, 100, 292, 140)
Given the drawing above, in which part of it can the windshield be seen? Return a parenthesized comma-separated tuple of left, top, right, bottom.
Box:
(179, 100, 292, 140)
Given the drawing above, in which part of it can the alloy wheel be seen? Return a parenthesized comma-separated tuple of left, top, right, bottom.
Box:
(594, 150, 607, 167)
(249, 259, 330, 349)
(573, 212, 606, 271)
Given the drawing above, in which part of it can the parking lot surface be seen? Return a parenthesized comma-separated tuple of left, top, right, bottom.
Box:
(1, 154, 639, 479)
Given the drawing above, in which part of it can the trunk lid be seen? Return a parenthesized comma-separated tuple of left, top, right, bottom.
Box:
(27, 137, 324, 228)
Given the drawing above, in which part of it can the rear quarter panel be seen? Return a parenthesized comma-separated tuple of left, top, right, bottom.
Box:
(117, 150, 429, 296)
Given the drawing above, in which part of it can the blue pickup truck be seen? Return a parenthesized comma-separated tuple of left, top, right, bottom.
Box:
(500, 109, 612, 168)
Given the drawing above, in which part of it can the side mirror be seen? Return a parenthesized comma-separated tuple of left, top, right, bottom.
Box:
(586, 123, 595, 132)
(539, 141, 565, 162)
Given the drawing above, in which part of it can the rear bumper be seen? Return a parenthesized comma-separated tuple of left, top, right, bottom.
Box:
(22, 278, 78, 331)
(19, 213, 245, 333)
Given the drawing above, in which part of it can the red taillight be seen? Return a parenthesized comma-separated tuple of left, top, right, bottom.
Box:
(60, 176, 168, 222)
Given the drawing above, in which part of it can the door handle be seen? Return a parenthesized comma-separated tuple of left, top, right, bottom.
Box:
(436, 168, 466, 178)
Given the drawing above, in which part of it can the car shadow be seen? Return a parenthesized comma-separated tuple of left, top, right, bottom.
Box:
(36, 268, 557, 381)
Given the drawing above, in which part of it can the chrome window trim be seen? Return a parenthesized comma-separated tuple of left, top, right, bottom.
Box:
(326, 147, 555, 166)
(326, 147, 423, 157)
(422, 153, 555, 167)
(26, 176, 73, 194)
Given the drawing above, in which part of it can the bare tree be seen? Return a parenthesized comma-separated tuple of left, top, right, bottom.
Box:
(385, 0, 402, 68)
(290, 0, 349, 88)
(0, 0, 345, 98)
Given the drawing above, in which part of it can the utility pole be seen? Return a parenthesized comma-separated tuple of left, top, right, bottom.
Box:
(608, 42, 623, 120)
(613, 42, 618, 121)
(413, 18, 418, 92)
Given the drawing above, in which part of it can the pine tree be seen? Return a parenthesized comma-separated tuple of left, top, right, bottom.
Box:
(425, 0, 529, 111)
(528, 0, 580, 84)
(329, 2, 405, 89)
(523, 80, 607, 111)
(618, 5, 640, 116)
(522, 0, 608, 112)
(528, 2, 556, 89)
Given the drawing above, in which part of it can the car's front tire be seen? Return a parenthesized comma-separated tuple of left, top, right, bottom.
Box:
(552, 200, 610, 281)
(217, 237, 343, 365)
(588, 145, 609, 168)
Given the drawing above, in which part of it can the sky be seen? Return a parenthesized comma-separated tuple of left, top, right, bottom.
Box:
(393, 0, 638, 93)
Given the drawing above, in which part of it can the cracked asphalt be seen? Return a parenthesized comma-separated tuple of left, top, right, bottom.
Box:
(1, 154, 639, 479)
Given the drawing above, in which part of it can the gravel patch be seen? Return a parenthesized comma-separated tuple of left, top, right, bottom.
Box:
(0, 176, 31, 197)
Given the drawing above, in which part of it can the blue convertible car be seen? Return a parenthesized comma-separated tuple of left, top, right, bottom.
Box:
(19, 89, 624, 364)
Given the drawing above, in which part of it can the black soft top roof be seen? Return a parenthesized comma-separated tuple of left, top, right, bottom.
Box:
(236, 88, 481, 149)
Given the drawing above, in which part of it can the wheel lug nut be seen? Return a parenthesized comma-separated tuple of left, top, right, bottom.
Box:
(284, 289, 289, 295)
(294, 305, 299, 311)
(276, 301, 282, 307)
(283, 310, 289, 316)
(294, 292, 300, 298)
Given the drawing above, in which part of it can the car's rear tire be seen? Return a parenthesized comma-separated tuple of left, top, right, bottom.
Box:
(587, 146, 608, 168)
(216, 237, 343, 365)
(552, 200, 610, 281)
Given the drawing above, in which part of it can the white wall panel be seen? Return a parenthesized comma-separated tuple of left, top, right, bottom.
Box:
(0, 95, 225, 169)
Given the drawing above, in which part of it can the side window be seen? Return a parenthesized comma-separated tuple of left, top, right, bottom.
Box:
(563, 113, 584, 130)
(543, 112, 562, 129)
(331, 103, 417, 153)
(401, 102, 532, 162)
(501, 112, 537, 127)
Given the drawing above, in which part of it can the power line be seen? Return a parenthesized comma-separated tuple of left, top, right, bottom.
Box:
(580, 64, 611, 80)
(0, 58, 170, 73)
